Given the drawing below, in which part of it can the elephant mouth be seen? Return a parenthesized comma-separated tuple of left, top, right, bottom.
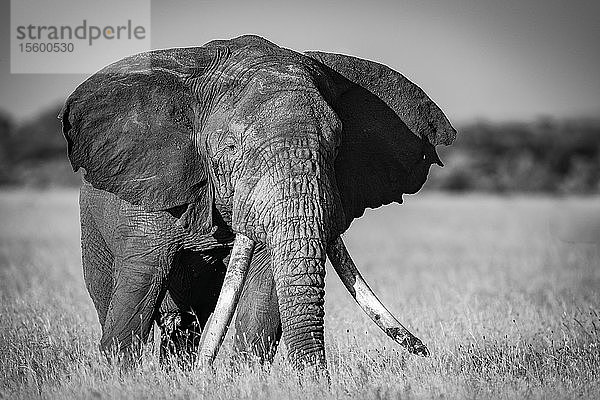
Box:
(197, 233, 429, 366)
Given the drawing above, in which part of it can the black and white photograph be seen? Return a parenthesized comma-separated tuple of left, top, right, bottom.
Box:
(1, 0, 599, 398)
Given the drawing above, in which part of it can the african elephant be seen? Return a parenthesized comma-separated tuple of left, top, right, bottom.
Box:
(60, 35, 456, 370)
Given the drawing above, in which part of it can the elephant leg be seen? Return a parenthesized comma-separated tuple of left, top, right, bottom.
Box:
(100, 247, 173, 364)
(157, 291, 201, 365)
(158, 248, 228, 364)
(80, 203, 114, 328)
(234, 243, 282, 363)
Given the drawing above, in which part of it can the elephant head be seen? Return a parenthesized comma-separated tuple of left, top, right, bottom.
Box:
(61, 35, 456, 369)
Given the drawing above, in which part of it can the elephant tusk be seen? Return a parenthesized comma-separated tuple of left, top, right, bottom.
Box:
(197, 233, 256, 367)
(327, 236, 430, 356)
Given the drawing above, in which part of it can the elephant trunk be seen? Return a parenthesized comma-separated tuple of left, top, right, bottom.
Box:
(269, 207, 328, 369)
(221, 133, 340, 369)
(268, 195, 326, 368)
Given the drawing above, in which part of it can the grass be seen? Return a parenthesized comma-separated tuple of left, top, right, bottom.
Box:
(0, 189, 599, 399)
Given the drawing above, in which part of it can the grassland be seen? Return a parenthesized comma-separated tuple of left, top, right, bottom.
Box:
(0, 189, 599, 399)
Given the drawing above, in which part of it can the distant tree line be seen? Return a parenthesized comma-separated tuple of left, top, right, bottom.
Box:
(0, 106, 80, 187)
(0, 104, 599, 193)
(429, 118, 600, 193)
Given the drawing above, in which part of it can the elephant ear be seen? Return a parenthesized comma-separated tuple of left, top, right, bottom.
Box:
(306, 51, 457, 228)
(61, 48, 222, 232)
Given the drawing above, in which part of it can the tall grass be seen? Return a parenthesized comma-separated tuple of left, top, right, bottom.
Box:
(1, 190, 599, 399)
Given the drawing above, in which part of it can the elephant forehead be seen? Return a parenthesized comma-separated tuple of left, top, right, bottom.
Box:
(253, 63, 313, 86)
(232, 88, 340, 138)
(207, 43, 316, 91)
(227, 62, 315, 97)
(205, 71, 330, 128)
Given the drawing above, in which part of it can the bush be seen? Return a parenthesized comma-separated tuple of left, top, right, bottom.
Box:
(429, 117, 600, 194)
(0, 105, 80, 187)
(0, 112, 15, 185)
(11, 105, 66, 162)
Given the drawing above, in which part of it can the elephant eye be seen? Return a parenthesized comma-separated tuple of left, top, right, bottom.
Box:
(223, 137, 237, 153)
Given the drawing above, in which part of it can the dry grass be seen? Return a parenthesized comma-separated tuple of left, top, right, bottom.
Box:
(1, 189, 599, 399)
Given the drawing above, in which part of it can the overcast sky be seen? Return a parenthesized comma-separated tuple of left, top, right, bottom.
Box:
(1, 0, 599, 123)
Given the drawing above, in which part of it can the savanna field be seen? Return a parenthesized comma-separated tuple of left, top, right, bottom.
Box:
(0, 189, 599, 399)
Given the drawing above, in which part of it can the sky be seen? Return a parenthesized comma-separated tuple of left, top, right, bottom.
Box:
(0, 0, 599, 124)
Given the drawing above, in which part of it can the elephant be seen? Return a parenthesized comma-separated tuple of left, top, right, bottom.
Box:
(60, 35, 456, 370)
